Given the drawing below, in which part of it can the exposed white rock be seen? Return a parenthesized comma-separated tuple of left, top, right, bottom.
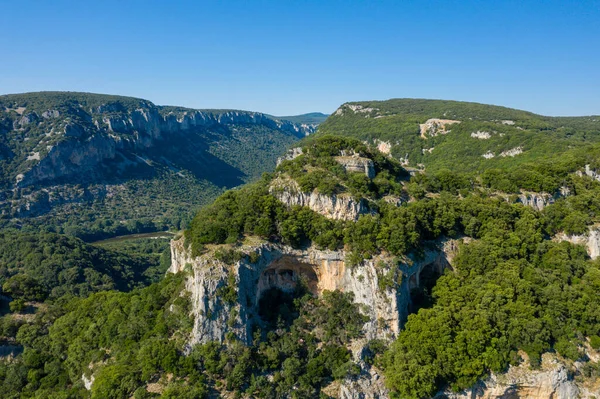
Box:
(347, 104, 379, 114)
(482, 151, 495, 159)
(420, 119, 461, 138)
(42, 110, 60, 119)
(270, 177, 371, 221)
(581, 164, 600, 182)
(335, 156, 376, 178)
(340, 366, 388, 399)
(375, 140, 392, 155)
(169, 234, 462, 398)
(15, 106, 314, 188)
(276, 147, 303, 166)
(334, 104, 380, 117)
(82, 373, 94, 391)
(435, 353, 584, 399)
(471, 131, 492, 139)
(500, 147, 523, 157)
(17, 112, 39, 127)
(398, 153, 410, 166)
(517, 192, 555, 211)
(422, 147, 434, 154)
(26, 152, 40, 161)
(556, 226, 600, 259)
(501, 120, 515, 125)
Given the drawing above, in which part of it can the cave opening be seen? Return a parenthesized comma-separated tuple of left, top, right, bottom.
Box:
(409, 262, 443, 313)
(256, 257, 319, 331)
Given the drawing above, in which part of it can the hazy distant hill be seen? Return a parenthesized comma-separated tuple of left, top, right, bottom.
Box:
(273, 112, 329, 125)
(0, 92, 321, 239)
(316, 99, 600, 173)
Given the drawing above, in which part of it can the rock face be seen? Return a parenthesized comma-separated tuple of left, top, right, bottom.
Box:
(435, 353, 589, 399)
(581, 164, 600, 182)
(375, 140, 392, 155)
(270, 178, 371, 221)
(517, 192, 556, 211)
(169, 236, 458, 347)
(556, 226, 600, 259)
(419, 119, 461, 138)
(471, 131, 492, 139)
(500, 146, 523, 157)
(276, 147, 303, 166)
(14, 106, 315, 188)
(335, 155, 376, 178)
(170, 231, 461, 398)
(340, 340, 389, 399)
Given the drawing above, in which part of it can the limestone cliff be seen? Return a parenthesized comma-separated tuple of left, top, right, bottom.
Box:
(169, 234, 460, 397)
(517, 192, 556, 211)
(15, 106, 315, 188)
(335, 155, 376, 178)
(169, 237, 415, 344)
(269, 177, 372, 221)
(435, 352, 597, 399)
(556, 226, 600, 259)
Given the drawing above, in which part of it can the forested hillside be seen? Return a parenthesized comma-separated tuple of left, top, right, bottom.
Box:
(316, 99, 600, 174)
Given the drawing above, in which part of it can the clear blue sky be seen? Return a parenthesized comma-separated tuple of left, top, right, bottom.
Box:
(1, 0, 598, 116)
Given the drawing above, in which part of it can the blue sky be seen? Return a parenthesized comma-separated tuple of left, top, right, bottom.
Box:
(1, 0, 598, 116)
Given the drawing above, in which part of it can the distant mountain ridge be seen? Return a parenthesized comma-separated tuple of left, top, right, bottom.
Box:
(0, 91, 323, 238)
(271, 112, 329, 125)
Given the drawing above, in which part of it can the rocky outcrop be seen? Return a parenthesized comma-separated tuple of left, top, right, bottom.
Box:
(471, 131, 492, 139)
(419, 119, 461, 138)
(340, 343, 388, 398)
(270, 177, 371, 221)
(170, 238, 403, 345)
(580, 164, 600, 182)
(334, 104, 380, 116)
(18, 134, 117, 187)
(169, 235, 460, 347)
(335, 156, 376, 178)
(500, 146, 523, 157)
(435, 353, 591, 399)
(276, 147, 303, 166)
(517, 192, 556, 211)
(556, 226, 600, 259)
(375, 140, 392, 155)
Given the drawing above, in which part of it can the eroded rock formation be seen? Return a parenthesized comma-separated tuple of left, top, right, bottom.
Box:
(169, 235, 460, 347)
(269, 177, 371, 221)
(169, 234, 463, 398)
(335, 155, 376, 178)
(435, 353, 591, 399)
(419, 119, 461, 138)
(517, 192, 556, 211)
(556, 226, 600, 259)
(276, 147, 303, 166)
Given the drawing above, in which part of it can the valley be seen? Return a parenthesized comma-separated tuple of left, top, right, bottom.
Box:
(0, 92, 320, 241)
